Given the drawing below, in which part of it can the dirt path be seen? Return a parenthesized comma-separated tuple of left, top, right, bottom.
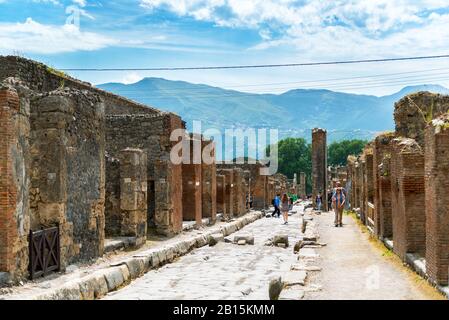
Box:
(304, 211, 443, 300)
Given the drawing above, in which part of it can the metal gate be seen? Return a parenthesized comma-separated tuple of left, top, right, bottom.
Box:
(29, 226, 60, 280)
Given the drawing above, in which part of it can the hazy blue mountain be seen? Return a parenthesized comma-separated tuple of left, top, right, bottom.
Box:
(98, 78, 449, 142)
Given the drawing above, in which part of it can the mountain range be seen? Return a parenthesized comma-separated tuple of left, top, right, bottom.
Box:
(98, 78, 449, 142)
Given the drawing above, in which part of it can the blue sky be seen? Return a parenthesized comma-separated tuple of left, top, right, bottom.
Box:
(2, 0, 449, 95)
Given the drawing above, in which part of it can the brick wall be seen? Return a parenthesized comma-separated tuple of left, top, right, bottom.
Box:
(182, 135, 202, 225)
(390, 138, 426, 261)
(0, 86, 30, 279)
(373, 134, 394, 238)
(217, 169, 234, 220)
(425, 118, 449, 286)
(201, 140, 217, 222)
(216, 175, 226, 216)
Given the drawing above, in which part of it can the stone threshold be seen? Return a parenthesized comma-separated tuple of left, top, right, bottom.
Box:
(2, 211, 264, 300)
(379, 238, 449, 299)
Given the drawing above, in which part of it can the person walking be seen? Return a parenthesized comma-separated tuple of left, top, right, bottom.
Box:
(272, 194, 281, 218)
(332, 186, 346, 227)
(281, 193, 290, 225)
(315, 192, 323, 211)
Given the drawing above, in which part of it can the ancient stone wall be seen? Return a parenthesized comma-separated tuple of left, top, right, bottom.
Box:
(424, 115, 449, 286)
(106, 113, 184, 236)
(30, 90, 106, 268)
(312, 128, 328, 210)
(394, 92, 449, 147)
(0, 56, 161, 116)
(390, 138, 426, 261)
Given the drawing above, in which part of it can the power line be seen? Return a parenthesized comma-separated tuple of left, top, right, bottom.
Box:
(64, 54, 449, 72)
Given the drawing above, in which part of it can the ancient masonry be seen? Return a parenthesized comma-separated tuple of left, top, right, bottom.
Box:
(0, 56, 289, 284)
(347, 91, 449, 288)
(312, 128, 328, 210)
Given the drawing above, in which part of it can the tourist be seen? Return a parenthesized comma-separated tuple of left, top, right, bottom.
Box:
(315, 192, 323, 211)
(271, 194, 281, 218)
(327, 189, 333, 210)
(281, 193, 290, 225)
(332, 186, 346, 227)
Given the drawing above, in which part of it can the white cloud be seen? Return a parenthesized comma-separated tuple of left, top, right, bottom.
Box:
(122, 72, 144, 84)
(139, 0, 449, 59)
(0, 18, 118, 54)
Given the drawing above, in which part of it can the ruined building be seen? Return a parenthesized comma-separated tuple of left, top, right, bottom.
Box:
(347, 91, 449, 287)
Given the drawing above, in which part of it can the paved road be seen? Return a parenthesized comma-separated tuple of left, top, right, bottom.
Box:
(104, 207, 303, 300)
(304, 211, 443, 300)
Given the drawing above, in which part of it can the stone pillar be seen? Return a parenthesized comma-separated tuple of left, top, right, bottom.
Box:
(119, 149, 147, 247)
(216, 174, 226, 217)
(182, 138, 202, 225)
(425, 117, 449, 286)
(201, 140, 216, 223)
(252, 172, 267, 210)
(218, 169, 233, 220)
(312, 128, 328, 210)
(0, 86, 29, 281)
(390, 138, 426, 261)
(299, 172, 306, 199)
(373, 134, 394, 238)
(243, 170, 251, 212)
(154, 160, 183, 235)
(232, 168, 245, 217)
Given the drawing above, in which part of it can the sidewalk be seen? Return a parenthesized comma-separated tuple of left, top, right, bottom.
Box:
(303, 211, 444, 300)
(0, 211, 263, 300)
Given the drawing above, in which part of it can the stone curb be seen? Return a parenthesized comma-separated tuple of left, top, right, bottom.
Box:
(7, 211, 264, 300)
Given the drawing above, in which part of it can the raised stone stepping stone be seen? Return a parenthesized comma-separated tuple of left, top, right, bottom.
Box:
(234, 234, 255, 245)
(279, 287, 305, 300)
(290, 264, 322, 272)
(283, 271, 307, 287)
(273, 234, 289, 247)
(298, 248, 320, 260)
(208, 233, 224, 246)
(268, 276, 283, 300)
(277, 243, 287, 249)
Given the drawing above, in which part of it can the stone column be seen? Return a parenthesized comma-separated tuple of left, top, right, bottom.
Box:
(119, 149, 147, 247)
(201, 139, 217, 223)
(312, 128, 328, 210)
(0, 86, 29, 281)
(390, 138, 426, 261)
(252, 171, 267, 210)
(182, 135, 202, 225)
(217, 169, 234, 220)
(425, 117, 449, 286)
(232, 168, 245, 217)
(216, 174, 226, 217)
(299, 172, 306, 199)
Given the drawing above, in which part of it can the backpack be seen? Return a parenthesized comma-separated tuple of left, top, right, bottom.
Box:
(272, 198, 275, 205)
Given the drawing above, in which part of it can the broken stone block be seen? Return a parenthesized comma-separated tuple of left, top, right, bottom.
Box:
(279, 287, 305, 300)
(283, 271, 307, 287)
(104, 267, 125, 292)
(208, 233, 225, 246)
(234, 234, 255, 245)
(125, 258, 146, 280)
(294, 241, 303, 253)
(268, 276, 283, 300)
(273, 234, 289, 247)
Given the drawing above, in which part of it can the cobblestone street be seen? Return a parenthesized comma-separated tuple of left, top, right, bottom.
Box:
(104, 206, 303, 300)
